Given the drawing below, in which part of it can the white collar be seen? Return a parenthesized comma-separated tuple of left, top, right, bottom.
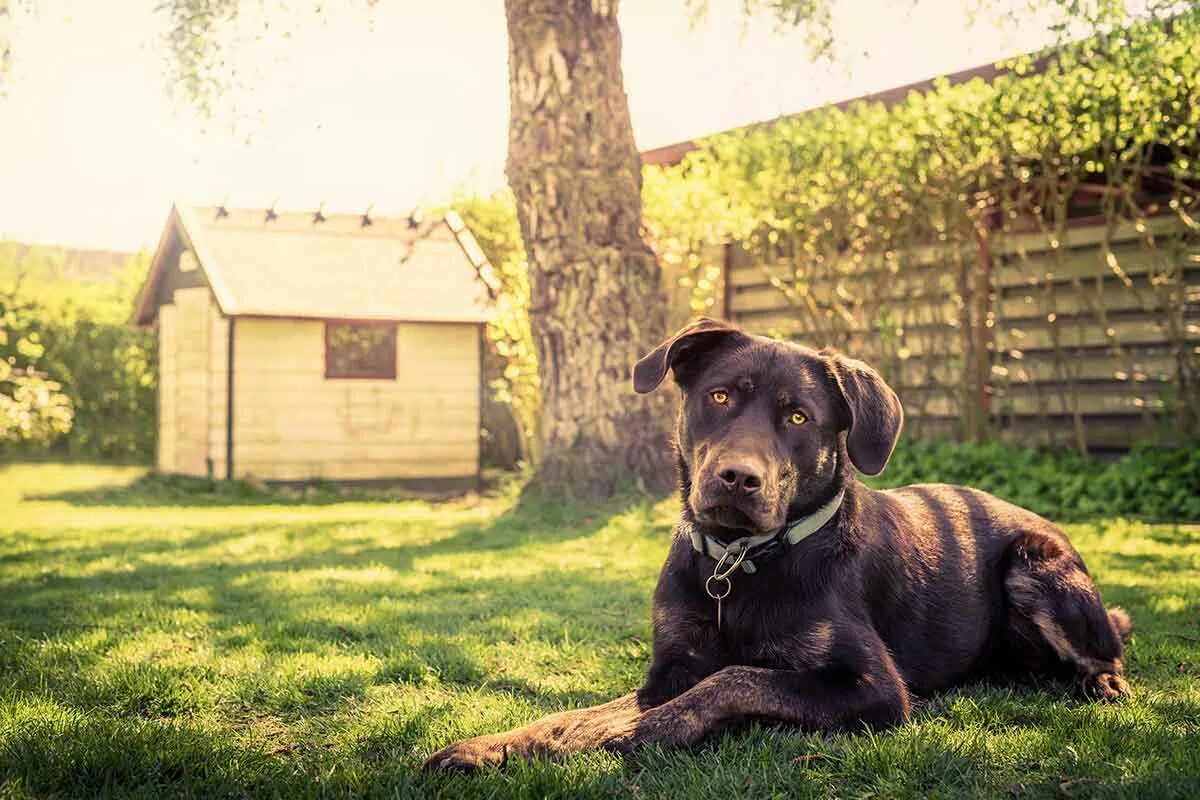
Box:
(688, 488, 845, 574)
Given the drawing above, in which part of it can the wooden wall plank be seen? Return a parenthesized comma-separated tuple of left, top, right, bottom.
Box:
(231, 318, 480, 481)
(171, 288, 214, 477)
(157, 304, 177, 473)
(235, 459, 478, 482)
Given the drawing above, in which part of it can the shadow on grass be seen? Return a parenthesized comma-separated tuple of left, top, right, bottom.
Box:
(1106, 549, 1200, 576)
(26, 471, 502, 508)
(0, 485, 662, 709)
(0, 707, 305, 799)
(16, 483, 657, 578)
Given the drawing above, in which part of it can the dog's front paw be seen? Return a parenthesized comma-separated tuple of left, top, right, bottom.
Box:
(1081, 671, 1128, 702)
(423, 734, 514, 773)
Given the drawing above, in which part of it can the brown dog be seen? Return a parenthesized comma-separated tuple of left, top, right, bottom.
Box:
(426, 318, 1131, 771)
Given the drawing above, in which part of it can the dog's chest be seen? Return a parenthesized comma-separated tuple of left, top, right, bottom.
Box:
(716, 584, 834, 669)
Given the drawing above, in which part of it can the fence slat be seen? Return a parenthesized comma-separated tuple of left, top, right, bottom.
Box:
(725, 215, 1199, 450)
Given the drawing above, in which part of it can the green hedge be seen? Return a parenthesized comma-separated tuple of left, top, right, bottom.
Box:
(38, 318, 156, 460)
(0, 247, 155, 461)
(869, 440, 1200, 522)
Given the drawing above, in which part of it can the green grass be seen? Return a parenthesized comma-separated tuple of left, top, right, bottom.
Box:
(1, 462, 1198, 799)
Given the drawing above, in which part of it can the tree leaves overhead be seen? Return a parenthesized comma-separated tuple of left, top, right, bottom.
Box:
(739, 0, 835, 57)
(157, 0, 243, 114)
(3, 1, 1194, 109)
(0, 0, 24, 96)
(684, 0, 835, 59)
(157, 0, 391, 114)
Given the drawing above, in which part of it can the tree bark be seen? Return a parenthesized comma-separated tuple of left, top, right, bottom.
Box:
(504, 0, 674, 495)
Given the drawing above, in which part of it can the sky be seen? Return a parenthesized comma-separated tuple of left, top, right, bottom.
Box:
(0, 0, 1059, 252)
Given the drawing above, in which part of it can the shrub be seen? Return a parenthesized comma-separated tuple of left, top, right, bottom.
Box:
(869, 439, 1200, 522)
(0, 246, 155, 461)
(451, 191, 541, 466)
(1, 286, 74, 446)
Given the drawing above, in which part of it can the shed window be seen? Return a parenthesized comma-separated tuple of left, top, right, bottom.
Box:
(325, 321, 397, 379)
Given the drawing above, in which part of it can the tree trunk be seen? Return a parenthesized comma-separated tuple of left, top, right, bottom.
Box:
(504, 0, 674, 496)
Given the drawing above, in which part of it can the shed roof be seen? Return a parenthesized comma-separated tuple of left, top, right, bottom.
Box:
(133, 204, 494, 326)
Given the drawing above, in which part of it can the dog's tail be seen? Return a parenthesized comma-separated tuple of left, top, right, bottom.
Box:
(1108, 607, 1134, 644)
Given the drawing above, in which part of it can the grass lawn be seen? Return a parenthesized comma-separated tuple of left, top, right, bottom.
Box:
(1, 462, 1198, 799)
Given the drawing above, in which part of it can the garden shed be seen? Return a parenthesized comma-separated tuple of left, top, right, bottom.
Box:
(132, 203, 492, 486)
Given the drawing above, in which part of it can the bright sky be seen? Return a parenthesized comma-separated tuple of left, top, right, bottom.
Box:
(0, 0, 1057, 252)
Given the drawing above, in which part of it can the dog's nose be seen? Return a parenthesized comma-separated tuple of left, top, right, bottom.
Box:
(716, 462, 764, 495)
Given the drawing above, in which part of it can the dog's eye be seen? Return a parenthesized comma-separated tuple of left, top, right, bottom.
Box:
(710, 390, 729, 405)
(789, 410, 807, 426)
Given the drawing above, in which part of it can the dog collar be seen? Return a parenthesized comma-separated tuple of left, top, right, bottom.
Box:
(689, 488, 845, 574)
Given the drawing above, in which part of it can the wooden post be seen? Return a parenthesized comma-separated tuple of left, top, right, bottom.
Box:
(225, 316, 235, 480)
(721, 242, 733, 322)
(969, 220, 995, 441)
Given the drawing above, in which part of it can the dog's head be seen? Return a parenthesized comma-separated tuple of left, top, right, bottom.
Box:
(634, 318, 903, 536)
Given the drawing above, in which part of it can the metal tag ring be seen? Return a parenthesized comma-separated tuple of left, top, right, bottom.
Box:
(705, 574, 732, 601)
(713, 545, 748, 581)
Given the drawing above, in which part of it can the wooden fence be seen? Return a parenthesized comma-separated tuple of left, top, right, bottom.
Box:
(718, 214, 1200, 451)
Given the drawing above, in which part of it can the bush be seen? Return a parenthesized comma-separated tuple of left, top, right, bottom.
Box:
(40, 317, 156, 459)
(1, 294, 74, 444)
(0, 247, 155, 461)
(869, 439, 1200, 522)
(451, 192, 540, 466)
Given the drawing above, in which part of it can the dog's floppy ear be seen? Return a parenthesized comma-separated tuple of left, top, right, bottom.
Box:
(633, 317, 744, 394)
(824, 352, 903, 475)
